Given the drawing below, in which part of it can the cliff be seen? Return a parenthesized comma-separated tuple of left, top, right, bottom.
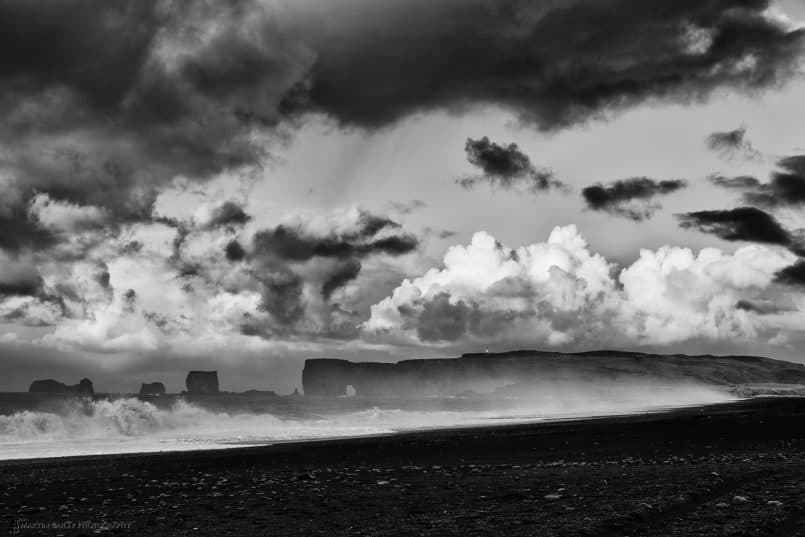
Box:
(302, 350, 805, 397)
(138, 382, 166, 396)
(28, 378, 94, 395)
(186, 371, 219, 394)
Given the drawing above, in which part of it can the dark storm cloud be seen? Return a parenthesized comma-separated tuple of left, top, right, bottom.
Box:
(349, 213, 402, 240)
(292, 0, 805, 129)
(322, 259, 362, 299)
(201, 201, 252, 230)
(256, 271, 305, 326)
(774, 260, 805, 286)
(460, 137, 562, 193)
(0, 0, 159, 221)
(735, 299, 785, 314)
(0, 1, 157, 109)
(0, 0, 305, 243)
(464, 137, 534, 180)
(705, 126, 760, 159)
(251, 214, 416, 262)
(242, 211, 418, 327)
(140, 207, 419, 336)
(0, 0, 801, 256)
(225, 240, 247, 262)
(677, 206, 805, 254)
(745, 155, 805, 207)
(582, 177, 687, 220)
(779, 155, 805, 176)
(708, 174, 762, 189)
(364, 235, 420, 256)
(0, 292, 67, 326)
(122, 288, 137, 313)
(707, 127, 748, 151)
(0, 278, 43, 297)
(709, 155, 805, 207)
(0, 213, 58, 253)
(0, 252, 44, 297)
(95, 263, 112, 291)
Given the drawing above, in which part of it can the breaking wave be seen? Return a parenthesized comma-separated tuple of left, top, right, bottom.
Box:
(0, 398, 535, 446)
(0, 398, 244, 441)
(0, 385, 736, 460)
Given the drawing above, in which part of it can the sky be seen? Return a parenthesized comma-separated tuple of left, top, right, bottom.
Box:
(2, 0, 805, 392)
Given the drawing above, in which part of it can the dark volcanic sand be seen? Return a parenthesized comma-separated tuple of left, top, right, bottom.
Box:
(2, 397, 805, 536)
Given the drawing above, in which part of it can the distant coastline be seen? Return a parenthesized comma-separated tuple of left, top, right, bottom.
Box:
(15, 348, 805, 397)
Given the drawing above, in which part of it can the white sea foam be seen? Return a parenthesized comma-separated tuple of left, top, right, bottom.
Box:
(0, 384, 736, 460)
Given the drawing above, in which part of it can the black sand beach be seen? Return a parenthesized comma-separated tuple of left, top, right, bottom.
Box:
(3, 397, 805, 536)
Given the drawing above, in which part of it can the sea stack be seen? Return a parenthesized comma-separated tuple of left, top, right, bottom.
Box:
(29, 378, 94, 395)
(186, 371, 219, 394)
(74, 378, 94, 394)
(139, 382, 166, 396)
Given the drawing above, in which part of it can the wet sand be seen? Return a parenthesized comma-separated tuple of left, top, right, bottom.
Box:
(2, 397, 805, 536)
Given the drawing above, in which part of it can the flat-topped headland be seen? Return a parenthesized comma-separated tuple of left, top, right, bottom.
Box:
(14, 349, 805, 402)
(302, 349, 805, 397)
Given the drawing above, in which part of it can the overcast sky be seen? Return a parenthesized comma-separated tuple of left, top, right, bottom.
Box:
(2, 0, 805, 392)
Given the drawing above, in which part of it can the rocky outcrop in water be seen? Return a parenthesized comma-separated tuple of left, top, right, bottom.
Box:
(186, 371, 219, 394)
(29, 378, 94, 395)
(139, 382, 166, 396)
(302, 350, 805, 397)
(241, 390, 277, 396)
(75, 378, 94, 394)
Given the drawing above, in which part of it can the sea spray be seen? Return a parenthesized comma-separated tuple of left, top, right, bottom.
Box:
(0, 398, 211, 441)
(0, 383, 736, 460)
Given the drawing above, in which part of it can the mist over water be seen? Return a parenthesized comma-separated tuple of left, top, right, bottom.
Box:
(0, 383, 736, 461)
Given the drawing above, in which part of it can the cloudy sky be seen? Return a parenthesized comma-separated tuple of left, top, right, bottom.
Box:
(2, 0, 805, 392)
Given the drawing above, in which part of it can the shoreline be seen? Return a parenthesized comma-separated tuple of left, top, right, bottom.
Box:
(0, 396, 744, 466)
(4, 396, 805, 536)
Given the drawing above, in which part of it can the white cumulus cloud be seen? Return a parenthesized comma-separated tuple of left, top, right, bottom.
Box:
(364, 226, 801, 349)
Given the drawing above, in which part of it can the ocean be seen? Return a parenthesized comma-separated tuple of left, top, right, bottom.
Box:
(0, 385, 736, 461)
